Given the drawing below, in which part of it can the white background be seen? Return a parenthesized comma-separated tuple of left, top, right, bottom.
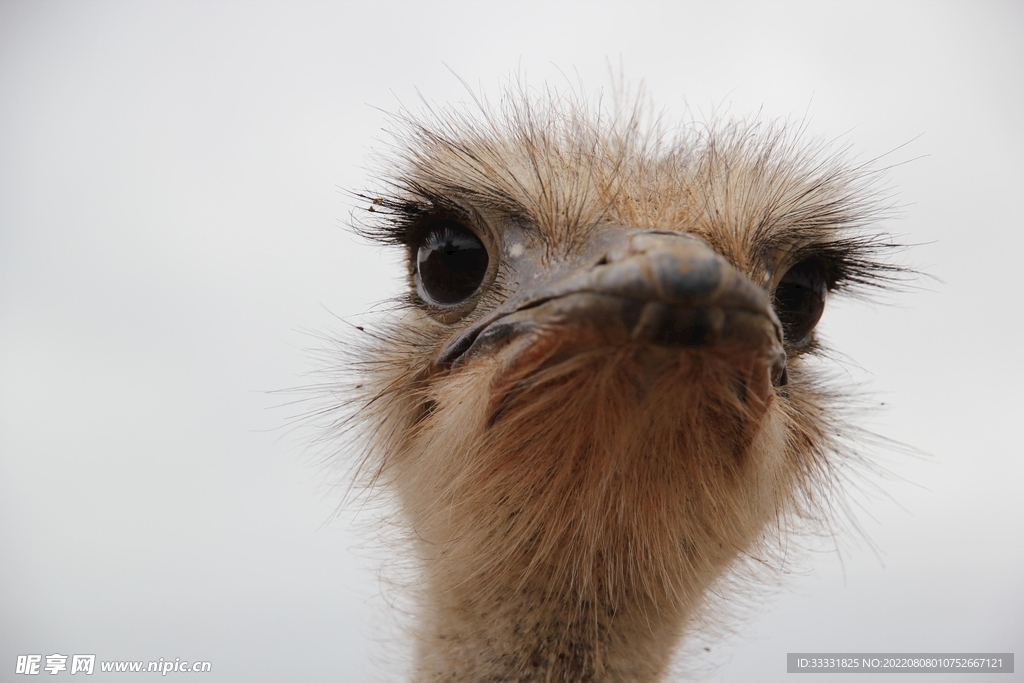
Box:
(2, 1, 1021, 681)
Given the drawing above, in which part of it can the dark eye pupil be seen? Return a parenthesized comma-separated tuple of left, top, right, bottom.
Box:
(774, 259, 827, 344)
(416, 222, 489, 305)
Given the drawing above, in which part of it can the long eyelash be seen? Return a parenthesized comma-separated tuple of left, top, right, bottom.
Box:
(788, 235, 912, 294)
(351, 184, 471, 248)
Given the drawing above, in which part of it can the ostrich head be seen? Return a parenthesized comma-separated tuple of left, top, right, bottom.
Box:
(333, 87, 902, 682)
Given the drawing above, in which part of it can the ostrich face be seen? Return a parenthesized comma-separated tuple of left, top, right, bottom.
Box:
(346, 94, 899, 681)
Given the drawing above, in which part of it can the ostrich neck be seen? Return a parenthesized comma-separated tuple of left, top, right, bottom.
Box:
(399, 359, 773, 681)
(412, 554, 702, 682)
(404, 448, 737, 683)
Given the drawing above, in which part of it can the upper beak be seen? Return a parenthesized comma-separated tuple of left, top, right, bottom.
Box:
(436, 229, 787, 389)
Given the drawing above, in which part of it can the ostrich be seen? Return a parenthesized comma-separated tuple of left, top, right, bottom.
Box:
(327, 86, 903, 682)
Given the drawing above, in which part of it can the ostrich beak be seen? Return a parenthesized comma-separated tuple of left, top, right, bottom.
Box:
(436, 229, 787, 404)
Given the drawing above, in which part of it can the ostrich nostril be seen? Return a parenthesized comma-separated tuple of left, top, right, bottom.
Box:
(640, 302, 715, 347)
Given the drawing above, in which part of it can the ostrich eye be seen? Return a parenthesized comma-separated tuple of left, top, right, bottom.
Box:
(416, 222, 489, 305)
(773, 258, 828, 344)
